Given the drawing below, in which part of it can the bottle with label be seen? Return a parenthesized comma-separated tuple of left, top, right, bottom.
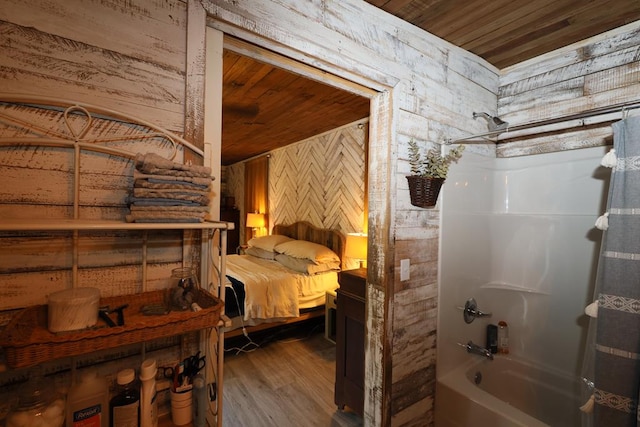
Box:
(139, 359, 158, 427)
(67, 370, 110, 427)
(192, 374, 207, 427)
(498, 320, 509, 354)
(110, 369, 140, 427)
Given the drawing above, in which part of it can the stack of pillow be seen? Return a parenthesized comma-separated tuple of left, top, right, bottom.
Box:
(245, 234, 341, 275)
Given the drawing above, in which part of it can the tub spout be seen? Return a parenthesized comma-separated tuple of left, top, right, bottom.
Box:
(460, 341, 494, 360)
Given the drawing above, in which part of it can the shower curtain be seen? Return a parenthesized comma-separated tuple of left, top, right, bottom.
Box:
(592, 115, 640, 426)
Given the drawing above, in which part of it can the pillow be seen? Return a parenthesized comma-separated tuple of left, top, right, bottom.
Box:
(248, 234, 294, 252)
(244, 246, 276, 260)
(273, 239, 340, 265)
(275, 254, 340, 275)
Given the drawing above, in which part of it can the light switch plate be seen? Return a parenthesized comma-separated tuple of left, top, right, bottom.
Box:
(400, 259, 410, 281)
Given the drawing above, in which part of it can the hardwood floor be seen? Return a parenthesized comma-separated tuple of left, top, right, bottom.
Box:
(222, 320, 364, 427)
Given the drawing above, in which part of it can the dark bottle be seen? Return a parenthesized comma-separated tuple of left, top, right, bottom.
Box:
(110, 368, 140, 427)
(486, 324, 498, 354)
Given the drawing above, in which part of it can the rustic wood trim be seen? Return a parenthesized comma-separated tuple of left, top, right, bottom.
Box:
(366, 89, 395, 427)
(185, 0, 207, 158)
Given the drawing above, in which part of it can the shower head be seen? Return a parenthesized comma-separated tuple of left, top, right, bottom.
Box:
(473, 112, 509, 132)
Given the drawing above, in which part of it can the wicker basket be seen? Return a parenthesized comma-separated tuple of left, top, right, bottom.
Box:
(406, 176, 445, 208)
(0, 289, 223, 369)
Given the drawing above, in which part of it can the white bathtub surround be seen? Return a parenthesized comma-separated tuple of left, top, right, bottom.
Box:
(437, 146, 608, 426)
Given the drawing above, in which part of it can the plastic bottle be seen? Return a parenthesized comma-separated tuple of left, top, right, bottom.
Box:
(110, 369, 140, 427)
(139, 359, 158, 427)
(498, 320, 509, 354)
(192, 374, 207, 427)
(67, 370, 110, 427)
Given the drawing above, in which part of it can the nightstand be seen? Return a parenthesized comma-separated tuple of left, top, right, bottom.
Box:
(335, 268, 366, 417)
(325, 288, 337, 343)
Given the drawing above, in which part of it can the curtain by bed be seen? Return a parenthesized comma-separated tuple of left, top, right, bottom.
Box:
(592, 115, 640, 426)
(244, 155, 269, 240)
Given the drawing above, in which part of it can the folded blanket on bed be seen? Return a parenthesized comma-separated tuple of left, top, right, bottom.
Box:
(133, 170, 213, 187)
(135, 153, 212, 178)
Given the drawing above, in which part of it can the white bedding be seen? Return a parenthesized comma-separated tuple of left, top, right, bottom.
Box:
(225, 254, 338, 321)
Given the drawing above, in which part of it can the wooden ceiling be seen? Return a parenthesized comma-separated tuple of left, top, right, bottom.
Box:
(367, 0, 640, 69)
(222, 50, 370, 165)
(221, 1, 640, 165)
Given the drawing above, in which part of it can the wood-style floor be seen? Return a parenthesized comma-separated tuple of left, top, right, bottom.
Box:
(222, 320, 364, 427)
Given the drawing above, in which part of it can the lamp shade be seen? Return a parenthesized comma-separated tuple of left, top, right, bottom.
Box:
(246, 213, 265, 229)
(345, 233, 367, 262)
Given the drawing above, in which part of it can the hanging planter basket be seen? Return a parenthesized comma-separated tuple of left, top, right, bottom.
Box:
(407, 176, 445, 208)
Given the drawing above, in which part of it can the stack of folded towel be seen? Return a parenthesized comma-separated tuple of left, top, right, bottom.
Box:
(126, 153, 213, 223)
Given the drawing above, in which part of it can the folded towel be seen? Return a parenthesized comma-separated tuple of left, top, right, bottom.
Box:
(126, 211, 207, 223)
(127, 197, 202, 206)
(135, 179, 210, 191)
(132, 188, 210, 205)
(135, 153, 212, 178)
(129, 205, 209, 213)
(133, 170, 212, 187)
(585, 300, 598, 318)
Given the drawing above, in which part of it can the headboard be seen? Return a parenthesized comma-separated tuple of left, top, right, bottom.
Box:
(273, 221, 346, 268)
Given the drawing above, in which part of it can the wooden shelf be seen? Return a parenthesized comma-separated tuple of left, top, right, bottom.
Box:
(0, 218, 234, 232)
(0, 289, 223, 369)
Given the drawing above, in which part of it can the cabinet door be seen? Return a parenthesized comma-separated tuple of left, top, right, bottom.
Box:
(335, 269, 366, 417)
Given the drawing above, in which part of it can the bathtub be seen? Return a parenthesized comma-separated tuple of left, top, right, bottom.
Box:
(434, 355, 582, 427)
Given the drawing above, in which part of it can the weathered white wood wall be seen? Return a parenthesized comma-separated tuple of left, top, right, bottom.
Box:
(497, 22, 640, 157)
(0, 0, 498, 425)
(4, 0, 636, 426)
(203, 2, 498, 425)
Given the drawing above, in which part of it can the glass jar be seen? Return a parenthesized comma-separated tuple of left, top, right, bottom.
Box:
(170, 267, 200, 310)
(6, 378, 65, 427)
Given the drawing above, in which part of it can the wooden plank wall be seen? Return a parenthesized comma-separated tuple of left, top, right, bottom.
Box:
(0, 0, 201, 419)
(0, 0, 500, 425)
(11, 1, 639, 426)
(497, 22, 640, 157)
(204, 1, 498, 425)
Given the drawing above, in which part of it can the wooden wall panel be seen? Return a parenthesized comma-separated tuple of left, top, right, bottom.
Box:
(0, 0, 187, 133)
(271, 123, 366, 233)
(497, 22, 640, 157)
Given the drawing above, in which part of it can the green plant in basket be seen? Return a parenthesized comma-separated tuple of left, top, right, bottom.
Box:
(408, 139, 465, 179)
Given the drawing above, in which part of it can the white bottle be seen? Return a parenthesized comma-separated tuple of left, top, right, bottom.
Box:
(140, 359, 158, 427)
(67, 370, 110, 427)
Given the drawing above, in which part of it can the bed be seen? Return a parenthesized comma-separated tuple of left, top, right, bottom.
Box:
(222, 221, 345, 338)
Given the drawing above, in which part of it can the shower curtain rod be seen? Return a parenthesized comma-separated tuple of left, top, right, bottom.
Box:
(444, 100, 640, 145)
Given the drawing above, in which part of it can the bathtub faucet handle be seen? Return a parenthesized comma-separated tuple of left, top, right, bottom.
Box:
(457, 298, 492, 323)
(459, 340, 494, 360)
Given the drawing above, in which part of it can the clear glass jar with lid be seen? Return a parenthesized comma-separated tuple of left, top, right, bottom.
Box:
(6, 377, 65, 427)
(170, 267, 200, 310)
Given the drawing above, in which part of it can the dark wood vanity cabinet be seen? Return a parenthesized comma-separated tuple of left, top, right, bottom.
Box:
(335, 267, 366, 417)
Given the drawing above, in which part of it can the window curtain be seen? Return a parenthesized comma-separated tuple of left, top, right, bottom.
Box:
(587, 115, 640, 427)
(244, 155, 269, 240)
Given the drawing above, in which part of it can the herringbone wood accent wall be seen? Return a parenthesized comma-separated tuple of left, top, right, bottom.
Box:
(269, 122, 366, 235)
(225, 121, 367, 248)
